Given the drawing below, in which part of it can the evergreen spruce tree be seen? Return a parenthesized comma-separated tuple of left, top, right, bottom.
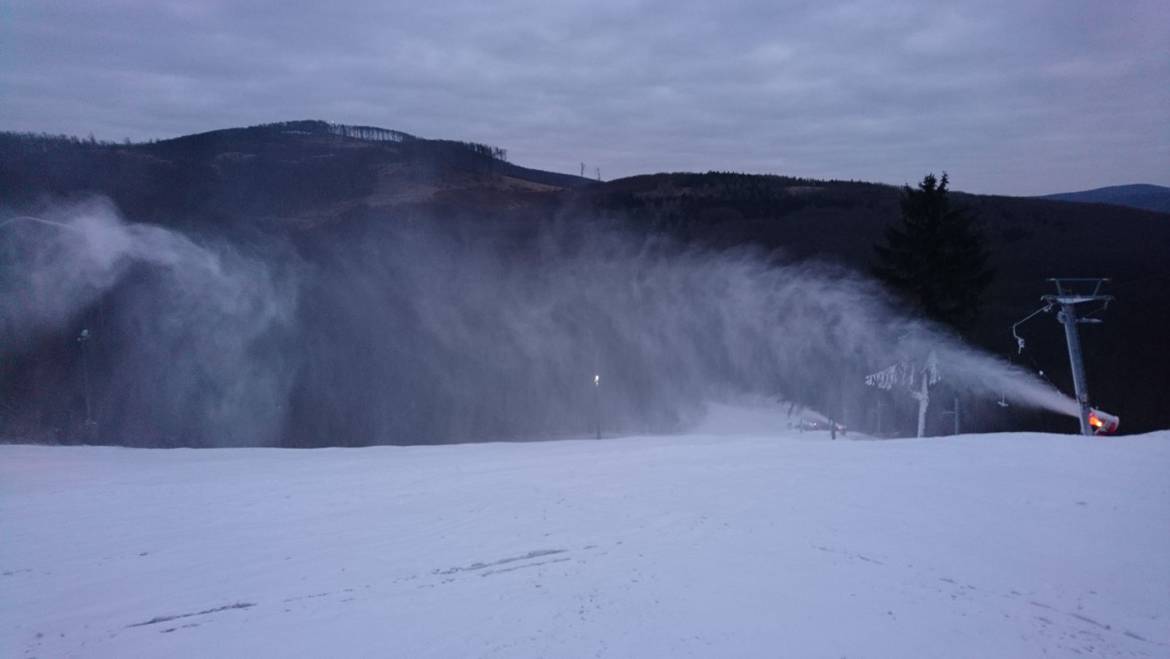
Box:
(873, 173, 994, 334)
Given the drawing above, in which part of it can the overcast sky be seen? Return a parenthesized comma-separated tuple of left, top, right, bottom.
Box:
(2, 0, 1167, 195)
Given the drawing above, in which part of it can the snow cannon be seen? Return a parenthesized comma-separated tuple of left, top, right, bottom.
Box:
(1087, 408, 1119, 435)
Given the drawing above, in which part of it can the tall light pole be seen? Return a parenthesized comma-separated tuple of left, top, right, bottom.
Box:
(593, 373, 601, 439)
(77, 328, 93, 431)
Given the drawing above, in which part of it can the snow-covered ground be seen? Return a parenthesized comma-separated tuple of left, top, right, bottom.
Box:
(3, 431, 1168, 658)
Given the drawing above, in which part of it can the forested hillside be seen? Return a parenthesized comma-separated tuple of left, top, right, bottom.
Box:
(3, 122, 1167, 443)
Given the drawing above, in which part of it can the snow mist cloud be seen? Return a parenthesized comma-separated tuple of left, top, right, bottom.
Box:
(1, 200, 296, 445)
(0, 201, 1076, 446)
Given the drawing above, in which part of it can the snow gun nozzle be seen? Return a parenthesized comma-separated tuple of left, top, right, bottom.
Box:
(1088, 409, 1119, 435)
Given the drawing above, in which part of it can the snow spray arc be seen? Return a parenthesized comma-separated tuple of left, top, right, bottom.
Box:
(1, 200, 1078, 445)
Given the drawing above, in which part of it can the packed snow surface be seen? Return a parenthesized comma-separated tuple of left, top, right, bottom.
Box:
(2, 431, 1168, 658)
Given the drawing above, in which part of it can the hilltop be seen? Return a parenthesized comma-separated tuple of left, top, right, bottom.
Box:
(0, 120, 592, 228)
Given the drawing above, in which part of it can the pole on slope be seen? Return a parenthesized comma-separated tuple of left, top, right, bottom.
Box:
(1043, 279, 1112, 436)
(1057, 302, 1092, 435)
(593, 373, 601, 439)
(941, 394, 960, 435)
(914, 375, 929, 438)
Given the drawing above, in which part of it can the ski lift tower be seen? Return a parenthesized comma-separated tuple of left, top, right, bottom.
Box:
(1043, 278, 1112, 435)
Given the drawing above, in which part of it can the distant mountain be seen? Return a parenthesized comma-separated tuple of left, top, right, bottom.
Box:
(0, 120, 594, 228)
(1039, 184, 1170, 214)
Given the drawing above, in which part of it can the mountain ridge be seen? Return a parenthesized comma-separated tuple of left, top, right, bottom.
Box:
(1039, 183, 1170, 214)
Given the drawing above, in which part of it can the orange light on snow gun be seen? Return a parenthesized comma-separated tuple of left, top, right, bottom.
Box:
(1087, 409, 1119, 435)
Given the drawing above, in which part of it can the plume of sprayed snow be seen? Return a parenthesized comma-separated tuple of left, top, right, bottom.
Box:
(292, 216, 1079, 442)
(0, 201, 1077, 446)
(0, 200, 297, 446)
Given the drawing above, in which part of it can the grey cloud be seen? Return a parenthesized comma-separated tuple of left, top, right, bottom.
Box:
(2, 0, 1166, 194)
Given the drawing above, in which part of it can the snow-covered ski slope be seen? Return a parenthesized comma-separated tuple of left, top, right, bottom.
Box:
(3, 431, 1168, 658)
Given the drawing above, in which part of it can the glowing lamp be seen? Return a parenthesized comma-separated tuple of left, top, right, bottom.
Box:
(1087, 408, 1119, 435)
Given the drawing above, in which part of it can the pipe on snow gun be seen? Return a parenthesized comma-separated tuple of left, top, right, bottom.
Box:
(1088, 408, 1119, 435)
